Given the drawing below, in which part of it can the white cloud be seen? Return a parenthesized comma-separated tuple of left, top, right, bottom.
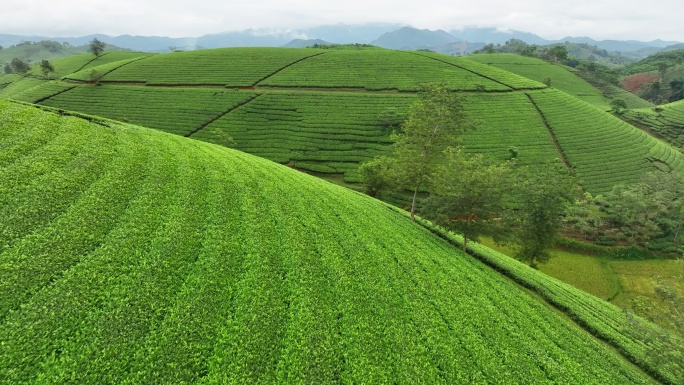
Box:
(1, 0, 682, 41)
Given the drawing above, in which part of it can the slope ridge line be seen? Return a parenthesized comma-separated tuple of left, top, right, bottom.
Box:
(186, 93, 262, 138)
(252, 51, 329, 87)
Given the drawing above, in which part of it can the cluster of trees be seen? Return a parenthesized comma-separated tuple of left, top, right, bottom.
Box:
(2, 38, 105, 76)
(361, 84, 684, 267)
(564, 171, 684, 252)
(359, 84, 574, 267)
(3, 58, 55, 77)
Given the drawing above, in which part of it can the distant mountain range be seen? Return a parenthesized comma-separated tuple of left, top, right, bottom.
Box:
(1, 24, 681, 57)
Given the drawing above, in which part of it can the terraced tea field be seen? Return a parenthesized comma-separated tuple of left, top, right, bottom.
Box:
(2, 47, 682, 195)
(2, 99, 681, 384)
(466, 53, 611, 108)
(623, 99, 684, 148)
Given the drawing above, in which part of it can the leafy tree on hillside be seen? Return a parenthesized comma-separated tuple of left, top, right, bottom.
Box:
(610, 98, 628, 114)
(3, 64, 11, 74)
(388, 84, 479, 220)
(544, 45, 568, 62)
(423, 148, 513, 251)
(603, 171, 684, 249)
(39, 60, 54, 77)
(669, 79, 684, 102)
(358, 156, 397, 197)
(9, 58, 30, 74)
(89, 38, 106, 57)
(512, 163, 573, 267)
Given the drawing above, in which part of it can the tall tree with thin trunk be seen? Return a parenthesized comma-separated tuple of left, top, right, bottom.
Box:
(391, 83, 479, 220)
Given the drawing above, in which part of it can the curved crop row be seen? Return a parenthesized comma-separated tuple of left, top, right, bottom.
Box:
(410, 215, 684, 384)
(0, 99, 657, 384)
(99, 47, 323, 86)
(527, 89, 684, 193)
(624, 100, 684, 149)
(412, 51, 547, 90)
(260, 50, 515, 91)
(39, 85, 258, 136)
(468, 54, 610, 108)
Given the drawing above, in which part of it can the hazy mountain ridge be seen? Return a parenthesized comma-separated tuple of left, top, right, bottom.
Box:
(1, 24, 681, 56)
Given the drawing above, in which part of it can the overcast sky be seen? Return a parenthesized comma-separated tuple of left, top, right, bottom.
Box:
(2, 0, 682, 42)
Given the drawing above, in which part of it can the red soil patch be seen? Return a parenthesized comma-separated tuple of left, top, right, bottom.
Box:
(620, 72, 659, 93)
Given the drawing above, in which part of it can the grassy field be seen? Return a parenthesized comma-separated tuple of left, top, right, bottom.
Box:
(3, 99, 679, 383)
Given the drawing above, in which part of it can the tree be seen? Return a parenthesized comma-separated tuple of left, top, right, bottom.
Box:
(9, 58, 30, 74)
(358, 156, 397, 197)
(658, 62, 669, 83)
(39, 60, 54, 77)
(423, 148, 513, 251)
(603, 171, 684, 249)
(89, 38, 106, 57)
(669, 79, 684, 102)
(610, 98, 628, 114)
(390, 83, 479, 220)
(3, 64, 11, 74)
(512, 163, 573, 267)
(563, 192, 605, 241)
(545, 45, 568, 62)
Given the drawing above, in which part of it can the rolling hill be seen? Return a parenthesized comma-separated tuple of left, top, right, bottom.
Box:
(465, 53, 654, 109)
(1, 99, 683, 384)
(623, 99, 684, 147)
(1, 47, 683, 197)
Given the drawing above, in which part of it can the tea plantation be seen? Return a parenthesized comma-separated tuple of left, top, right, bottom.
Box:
(2, 99, 682, 384)
(2, 47, 682, 196)
(623, 99, 684, 148)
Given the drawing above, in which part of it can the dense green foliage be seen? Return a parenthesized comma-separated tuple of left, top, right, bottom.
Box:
(622, 49, 684, 76)
(0, 99, 664, 384)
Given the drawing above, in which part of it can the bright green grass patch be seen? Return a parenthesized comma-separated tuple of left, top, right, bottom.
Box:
(623, 99, 684, 149)
(610, 259, 684, 333)
(539, 251, 618, 300)
(0, 98, 663, 384)
(478, 238, 618, 300)
(467, 54, 610, 108)
(100, 47, 323, 86)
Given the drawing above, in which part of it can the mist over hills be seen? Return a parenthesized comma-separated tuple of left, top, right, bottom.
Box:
(1, 24, 681, 56)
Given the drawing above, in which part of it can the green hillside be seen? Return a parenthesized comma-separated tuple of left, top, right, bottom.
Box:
(623, 99, 684, 147)
(2, 99, 683, 384)
(0, 41, 123, 72)
(2, 47, 683, 195)
(466, 53, 615, 108)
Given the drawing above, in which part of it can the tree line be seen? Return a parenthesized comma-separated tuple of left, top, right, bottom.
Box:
(360, 84, 684, 267)
(2, 38, 106, 76)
